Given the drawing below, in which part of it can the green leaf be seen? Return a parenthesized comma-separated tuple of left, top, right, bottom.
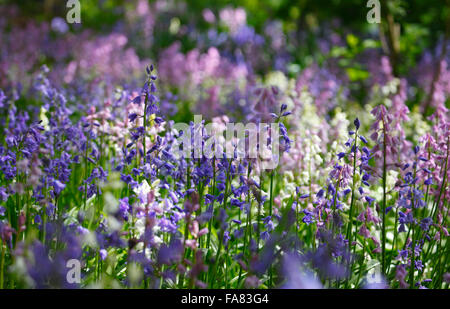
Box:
(346, 67, 369, 82)
(346, 34, 359, 49)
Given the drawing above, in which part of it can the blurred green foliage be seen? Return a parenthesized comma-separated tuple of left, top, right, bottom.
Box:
(4, 0, 447, 35)
(2, 0, 448, 75)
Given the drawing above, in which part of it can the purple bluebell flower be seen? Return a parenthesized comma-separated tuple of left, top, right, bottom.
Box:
(354, 118, 360, 130)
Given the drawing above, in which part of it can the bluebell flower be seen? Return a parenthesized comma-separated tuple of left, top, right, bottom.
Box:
(424, 177, 433, 185)
(359, 135, 368, 144)
(354, 118, 360, 130)
(365, 196, 375, 205)
(302, 209, 314, 225)
(420, 217, 432, 231)
(223, 231, 231, 247)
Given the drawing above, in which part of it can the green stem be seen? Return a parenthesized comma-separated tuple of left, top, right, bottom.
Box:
(237, 162, 252, 288)
(209, 158, 232, 288)
(356, 233, 367, 287)
(381, 123, 387, 275)
(206, 157, 216, 252)
(268, 170, 274, 287)
(143, 92, 148, 166)
(409, 162, 418, 289)
(210, 230, 224, 288)
(83, 136, 89, 212)
(296, 195, 299, 236)
(387, 202, 399, 275)
(0, 240, 4, 289)
(346, 130, 358, 241)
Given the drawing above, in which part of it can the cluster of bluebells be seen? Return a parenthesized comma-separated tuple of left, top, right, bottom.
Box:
(0, 2, 449, 290)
